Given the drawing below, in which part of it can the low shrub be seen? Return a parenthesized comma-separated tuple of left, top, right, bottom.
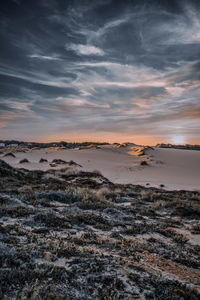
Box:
(4, 152, 15, 158)
(36, 188, 83, 204)
(39, 158, 48, 163)
(19, 158, 29, 163)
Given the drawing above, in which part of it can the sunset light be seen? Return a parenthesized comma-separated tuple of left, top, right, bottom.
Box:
(0, 1, 200, 298)
(171, 135, 185, 145)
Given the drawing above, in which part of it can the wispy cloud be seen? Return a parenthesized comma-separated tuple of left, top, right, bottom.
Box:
(155, 6, 200, 45)
(28, 54, 61, 60)
(78, 16, 130, 44)
(67, 44, 104, 56)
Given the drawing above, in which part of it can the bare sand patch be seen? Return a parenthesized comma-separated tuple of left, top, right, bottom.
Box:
(0, 145, 199, 190)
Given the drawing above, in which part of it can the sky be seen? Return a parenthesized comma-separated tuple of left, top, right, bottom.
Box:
(0, 0, 200, 145)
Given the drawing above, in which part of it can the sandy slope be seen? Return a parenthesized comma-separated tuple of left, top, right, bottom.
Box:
(1, 145, 200, 191)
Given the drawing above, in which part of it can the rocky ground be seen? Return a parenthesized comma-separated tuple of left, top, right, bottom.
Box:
(0, 159, 200, 299)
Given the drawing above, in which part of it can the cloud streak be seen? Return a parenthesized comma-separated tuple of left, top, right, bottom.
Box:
(68, 44, 104, 56)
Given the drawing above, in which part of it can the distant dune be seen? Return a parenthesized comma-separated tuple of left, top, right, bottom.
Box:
(1, 143, 199, 191)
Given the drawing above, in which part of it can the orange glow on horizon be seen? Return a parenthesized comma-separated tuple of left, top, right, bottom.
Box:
(20, 131, 200, 146)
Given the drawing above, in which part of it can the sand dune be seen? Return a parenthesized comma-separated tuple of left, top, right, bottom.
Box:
(1, 145, 200, 191)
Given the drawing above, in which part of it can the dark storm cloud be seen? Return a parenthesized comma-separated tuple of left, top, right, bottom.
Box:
(0, 103, 15, 113)
(0, 74, 79, 100)
(0, 0, 200, 142)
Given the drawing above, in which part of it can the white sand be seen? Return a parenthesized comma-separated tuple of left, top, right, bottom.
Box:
(1, 145, 200, 191)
